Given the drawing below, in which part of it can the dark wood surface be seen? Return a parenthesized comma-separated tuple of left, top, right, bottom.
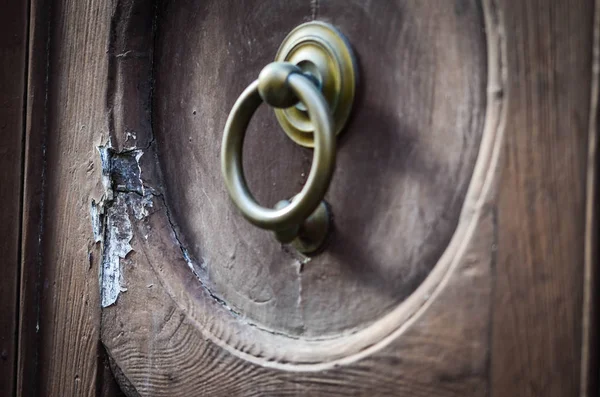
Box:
(13, 0, 125, 395)
(153, 0, 487, 337)
(15, 0, 51, 394)
(7, 0, 598, 395)
(101, 0, 599, 395)
(33, 0, 126, 391)
(492, 1, 597, 396)
(0, 0, 28, 395)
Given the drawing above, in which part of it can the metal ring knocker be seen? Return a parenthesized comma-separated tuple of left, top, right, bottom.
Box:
(221, 22, 356, 254)
(221, 63, 334, 253)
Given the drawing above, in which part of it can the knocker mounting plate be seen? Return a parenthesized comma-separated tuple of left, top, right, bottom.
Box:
(274, 21, 357, 147)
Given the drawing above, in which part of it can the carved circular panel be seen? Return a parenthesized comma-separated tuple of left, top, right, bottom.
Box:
(153, 0, 487, 340)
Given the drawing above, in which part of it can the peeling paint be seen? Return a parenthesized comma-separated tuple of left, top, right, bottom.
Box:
(182, 248, 200, 278)
(101, 194, 133, 307)
(97, 145, 114, 201)
(90, 199, 103, 243)
(111, 149, 144, 195)
(131, 193, 153, 220)
(134, 150, 144, 195)
(94, 142, 153, 307)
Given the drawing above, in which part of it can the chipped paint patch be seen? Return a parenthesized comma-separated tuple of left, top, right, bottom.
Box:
(101, 194, 133, 307)
(132, 192, 153, 220)
(90, 199, 104, 243)
(97, 145, 114, 201)
(94, 142, 153, 307)
(111, 149, 144, 195)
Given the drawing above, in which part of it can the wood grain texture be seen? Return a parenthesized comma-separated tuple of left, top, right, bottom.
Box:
(102, 0, 505, 394)
(102, 195, 495, 396)
(36, 0, 111, 391)
(153, 0, 488, 337)
(15, 0, 599, 394)
(0, 0, 28, 394)
(98, 0, 597, 395)
(581, 2, 600, 395)
(491, 1, 596, 396)
(15, 0, 126, 395)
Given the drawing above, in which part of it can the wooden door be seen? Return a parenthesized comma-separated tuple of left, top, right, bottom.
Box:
(4, 0, 599, 396)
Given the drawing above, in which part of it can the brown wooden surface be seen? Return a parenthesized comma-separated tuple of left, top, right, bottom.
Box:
(34, 0, 124, 392)
(0, 0, 28, 395)
(9, 0, 598, 396)
(15, 0, 50, 394)
(102, 195, 495, 396)
(14, 0, 126, 395)
(105, 0, 500, 394)
(492, 1, 596, 396)
(15, 0, 46, 395)
(101, 0, 599, 395)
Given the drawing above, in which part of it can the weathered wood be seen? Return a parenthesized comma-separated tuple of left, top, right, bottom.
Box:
(22, 0, 596, 395)
(102, 0, 505, 395)
(491, 1, 596, 396)
(102, 195, 495, 396)
(37, 0, 111, 390)
(153, 0, 487, 338)
(16, 0, 50, 394)
(0, 0, 28, 395)
(15, 0, 125, 395)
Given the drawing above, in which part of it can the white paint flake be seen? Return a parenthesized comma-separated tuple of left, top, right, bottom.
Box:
(132, 194, 153, 220)
(90, 199, 103, 243)
(97, 145, 114, 201)
(101, 194, 133, 307)
(93, 141, 154, 307)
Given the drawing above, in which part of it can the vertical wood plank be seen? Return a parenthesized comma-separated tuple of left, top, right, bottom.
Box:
(35, 0, 114, 394)
(16, 0, 50, 394)
(10, 0, 598, 395)
(17, 0, 125, 395)
(492, 0, 595, 396)
(0, 0, 28, 395)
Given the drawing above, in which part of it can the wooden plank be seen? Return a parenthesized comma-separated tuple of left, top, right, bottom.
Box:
(16, 0, 125, 395)
(37, 0, 115, 392)
(492, 0, 596, 396)
(12, 0, 595, 395)
(0, 0, 28, 395)
(16, 0, 50, 394)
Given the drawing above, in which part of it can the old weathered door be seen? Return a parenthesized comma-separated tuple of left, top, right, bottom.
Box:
(6, 0, 599, 396)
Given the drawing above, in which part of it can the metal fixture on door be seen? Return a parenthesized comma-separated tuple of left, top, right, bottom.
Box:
(221, 21, 357, 254)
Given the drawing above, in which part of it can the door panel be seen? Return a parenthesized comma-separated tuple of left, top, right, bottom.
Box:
(99, 0, 499, 391)
(13, 0, 598, 396)
(493, 2, 595, 395)
(0, 0, 28, 395)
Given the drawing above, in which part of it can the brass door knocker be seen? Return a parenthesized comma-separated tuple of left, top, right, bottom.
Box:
(221, 22, 357, 254)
